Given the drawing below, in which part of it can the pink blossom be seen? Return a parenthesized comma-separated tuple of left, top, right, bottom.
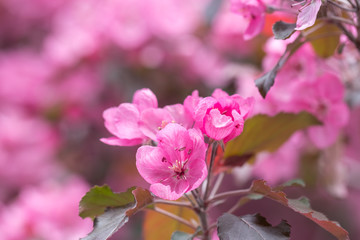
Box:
(230, 0, 266, 40)
(194, 89, 254, 142)
(294, 0, 322, 31)
(0, 108, 58, 198)
(139, 104, 193, 141)
(101, 88, 157, 146)
(0, 177, 92, 240)
(290, 73, 349, 148)
(136, 123, 207, 200)
(252, 132, 305, 185)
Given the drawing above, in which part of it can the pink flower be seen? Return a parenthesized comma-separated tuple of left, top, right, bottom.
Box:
(294, 0, 322, 30)
(252, 132, 305, 185)
(0, 177, 92, 240)
(0, 108, 58, 196)
(139, 104, 193, 141)
(194, 89, 254, 142)
(230, 0, 266, 40)
(101, 88, 158, 146)
(136, 123, 207, 200)
(290, 73, 349, 148)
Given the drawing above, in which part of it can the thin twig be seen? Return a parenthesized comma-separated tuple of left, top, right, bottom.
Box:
(302, 20, 327, 37)
(191, 190, 203, 208)
(324, 16, 358, 26)
(149, 207, 197, 230)
(184, 193, 198, 208)
(204, 141, 219, 201)
(154, 199, 193, 208)
(328, 0, 358, 12)
(207, 189, 250, 204)
(209, 172, 225, 199)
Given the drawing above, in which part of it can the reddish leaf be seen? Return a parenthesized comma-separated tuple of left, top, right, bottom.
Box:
(250, 180, 349, 240)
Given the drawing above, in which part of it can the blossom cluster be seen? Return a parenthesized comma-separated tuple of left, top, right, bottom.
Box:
(1, 0, 360, 238)
(102, 88, 253, 200)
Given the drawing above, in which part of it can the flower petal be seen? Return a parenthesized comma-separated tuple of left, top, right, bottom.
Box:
(139, 108, 173, 141)
(132, 88, 158, 111)
(100, 137, 143, 146)
(204, 108, 234, 140)
(150, 178, 189, 200)
(136, 146, 172, 184)
(295, 0, 322, 31)
(102, 103, 146, 145)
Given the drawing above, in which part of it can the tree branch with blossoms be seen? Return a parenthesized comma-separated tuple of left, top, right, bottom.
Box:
(79, 88, 349, 240)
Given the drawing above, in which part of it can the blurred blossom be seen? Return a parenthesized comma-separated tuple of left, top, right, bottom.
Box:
(0, 177, 92, 240)
(252, 132, 305, 185)
(230, 0, 266, 40)
(0, 51, 54, 110)
(0, 108, 58, 198)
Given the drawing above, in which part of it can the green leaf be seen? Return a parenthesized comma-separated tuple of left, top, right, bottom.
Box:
(223, 112, 321, 166)
(307, 21, 340, 58)
(249, 180, 350, 240)
(80, 186, 153, 240)
(79, 185, 136, 219)
(217, 213, 291, 240)
(171, 231, 193, 240)
(272, 21, 296, 40)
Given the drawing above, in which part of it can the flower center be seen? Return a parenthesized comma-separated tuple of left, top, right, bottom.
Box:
(169, 159, 189, 180)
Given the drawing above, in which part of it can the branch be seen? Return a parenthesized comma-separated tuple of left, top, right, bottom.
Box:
(209, 172, 225, 199)
(328, 0, 358, 12)
(203, 141, 219, 201)
(207, 189, 250, 204)
(149, 207, 197, 230)
(324, 16, 358, 26)
(154, 199, 193, 208)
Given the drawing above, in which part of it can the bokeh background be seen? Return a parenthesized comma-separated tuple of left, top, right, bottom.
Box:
(0, 0, 359, 239)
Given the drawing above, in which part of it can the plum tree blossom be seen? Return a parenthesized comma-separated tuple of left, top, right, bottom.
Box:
(136, 123, 207, 200)
(101, 88, 158, 146)
(194, 89, 254, 142)
(230, 0, 266, 40)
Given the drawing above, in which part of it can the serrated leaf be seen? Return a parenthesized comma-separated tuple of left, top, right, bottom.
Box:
(306, 21, 340, 58)
(223, 112, 321, 166)
(249, 180, 349, 240)
(273, 21, 296, 40)
(217, 213, 291, 240)
(171, 231, 193, 240)
(143, 204, 198, 240)
(80, 186, 153, 240)
(79, 185, 136, 219)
